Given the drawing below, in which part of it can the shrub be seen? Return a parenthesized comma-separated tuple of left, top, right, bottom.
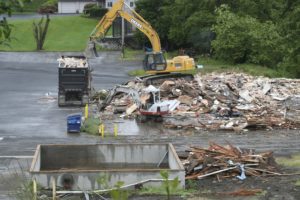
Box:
(38, 0, 58, 14)
(84, 4, 107, 18)
(83, 3, 96, 14)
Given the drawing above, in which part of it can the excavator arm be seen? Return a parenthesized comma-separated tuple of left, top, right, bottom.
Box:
(89, 0, 161, 52)
(86, 0, 166, 72)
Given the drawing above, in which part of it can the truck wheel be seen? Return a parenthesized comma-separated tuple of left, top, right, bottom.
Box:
(82, 95, 89, 105)
(58, 95, 65, 107)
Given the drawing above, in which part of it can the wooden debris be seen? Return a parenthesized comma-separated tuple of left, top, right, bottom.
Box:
(183, 142, 279, 180)
(98, 72, 300, 130)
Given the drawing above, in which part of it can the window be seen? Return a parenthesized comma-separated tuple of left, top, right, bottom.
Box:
(130, 2, 134, 7)
(107, 2, 112, 7)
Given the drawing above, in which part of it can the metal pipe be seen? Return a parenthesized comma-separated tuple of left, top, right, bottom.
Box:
(56, 179, 174, 194)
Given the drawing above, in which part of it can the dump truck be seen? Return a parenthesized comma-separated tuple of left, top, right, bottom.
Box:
(57, 56, 91, 106)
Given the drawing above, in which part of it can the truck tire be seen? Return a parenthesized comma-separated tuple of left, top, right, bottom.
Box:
(58, 95, 65, 107)
(82, 95, 89, 105)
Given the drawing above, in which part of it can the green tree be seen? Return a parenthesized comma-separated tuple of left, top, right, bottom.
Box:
(0, 0, 26, 46)
(278, 2, 300, 77)
(0, 0, 24, 15)
(0, 17, 12, 46)
(135, 0, 174, 49)
(32, 15, 50, 50)
(212, 5, 282, 66)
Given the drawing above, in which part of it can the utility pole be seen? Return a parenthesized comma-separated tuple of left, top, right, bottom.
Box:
(121, 17, 125, 58)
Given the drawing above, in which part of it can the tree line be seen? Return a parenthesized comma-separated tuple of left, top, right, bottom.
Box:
(135, 0, 300, 77)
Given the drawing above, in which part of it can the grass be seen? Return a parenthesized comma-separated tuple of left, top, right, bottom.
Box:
(196, 56, 287, 78)
(0, 16, 99, 51)
(276, 154, 300, 168)
(138, 187, 195, 198)
(128, 69, 146, 76)
(127, 53, 287, 78)
(81, 117, 100, 135)
(122, 48, 144, 60)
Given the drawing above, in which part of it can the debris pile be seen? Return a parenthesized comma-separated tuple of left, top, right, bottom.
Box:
(57, 56, 88, 68)
(98, 72, 300, 130)
(285, 96, 300, 123)
(181, 142, 279, 180)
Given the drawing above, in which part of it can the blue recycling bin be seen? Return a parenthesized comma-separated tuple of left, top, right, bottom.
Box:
(67, 114, 82, 133)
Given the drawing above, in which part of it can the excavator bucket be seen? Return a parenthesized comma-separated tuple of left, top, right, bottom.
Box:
(84, 41, 98, 58)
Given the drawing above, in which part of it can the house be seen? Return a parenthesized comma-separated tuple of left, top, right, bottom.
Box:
(58, 0, 136, 14)
(105, 0, 136, 9)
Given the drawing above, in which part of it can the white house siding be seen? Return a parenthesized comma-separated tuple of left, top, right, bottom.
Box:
(58, 0, 137, 14)
(58, 1, 97, 14)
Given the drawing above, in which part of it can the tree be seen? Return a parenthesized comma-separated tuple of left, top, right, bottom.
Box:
(278, 2, 300, 77)
(212, 5, 282, 67)
(0, 17, 12, 46)
(0, 0, 24, 15)
(135, 0, 298, 76)
(0, 0, 26, 46)
(33, 15, 50, 50)
(135, 0, 174, 50)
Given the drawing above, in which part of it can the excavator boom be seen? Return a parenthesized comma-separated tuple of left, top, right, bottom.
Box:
(85, 0, 195, 75)
(86, 0, 162, 56)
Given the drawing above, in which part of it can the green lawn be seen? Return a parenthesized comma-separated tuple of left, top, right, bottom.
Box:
(0, 16, 101, 51)
(196, 56, 288, 78)
(127, 50, 287, 78)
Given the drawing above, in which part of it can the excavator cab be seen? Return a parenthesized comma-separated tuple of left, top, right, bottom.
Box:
(143, 52, 167, 71)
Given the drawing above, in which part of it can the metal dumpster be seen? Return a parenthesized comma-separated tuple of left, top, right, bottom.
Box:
(67, 114, 82, 133)
(30, 143, 185, 191)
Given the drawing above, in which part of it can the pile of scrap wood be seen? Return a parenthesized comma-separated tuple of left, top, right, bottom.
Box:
(97, 72, 300, 130)
(181, 142, 279, 180)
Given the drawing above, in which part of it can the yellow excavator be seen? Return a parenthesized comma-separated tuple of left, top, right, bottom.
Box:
(85, 0, 195, 76)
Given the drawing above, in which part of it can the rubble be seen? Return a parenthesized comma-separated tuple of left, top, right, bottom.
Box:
(97, 72, 300, 130)
(182, 142, 279, 180)
(57, 56, 88, 68)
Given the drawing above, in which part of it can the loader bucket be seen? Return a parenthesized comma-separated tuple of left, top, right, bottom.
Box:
(84, 41, 98, 58)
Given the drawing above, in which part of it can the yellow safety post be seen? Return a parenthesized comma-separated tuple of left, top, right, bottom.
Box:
(114, 123, 118, 137)
(33, 179, 37, 200)
(85, 104, 89, 119)
(99, 124, 105, 138)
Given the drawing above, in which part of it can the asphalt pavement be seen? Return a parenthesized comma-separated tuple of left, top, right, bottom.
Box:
(0, 13, 79, 20)
(0, 51, 145, 199)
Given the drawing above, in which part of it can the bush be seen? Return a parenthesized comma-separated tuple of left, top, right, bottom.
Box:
(38, 0, 58, 14)
(83, 4, 107, 18)
(81, 117, 100, 135)
(83, 3, 96, 14)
